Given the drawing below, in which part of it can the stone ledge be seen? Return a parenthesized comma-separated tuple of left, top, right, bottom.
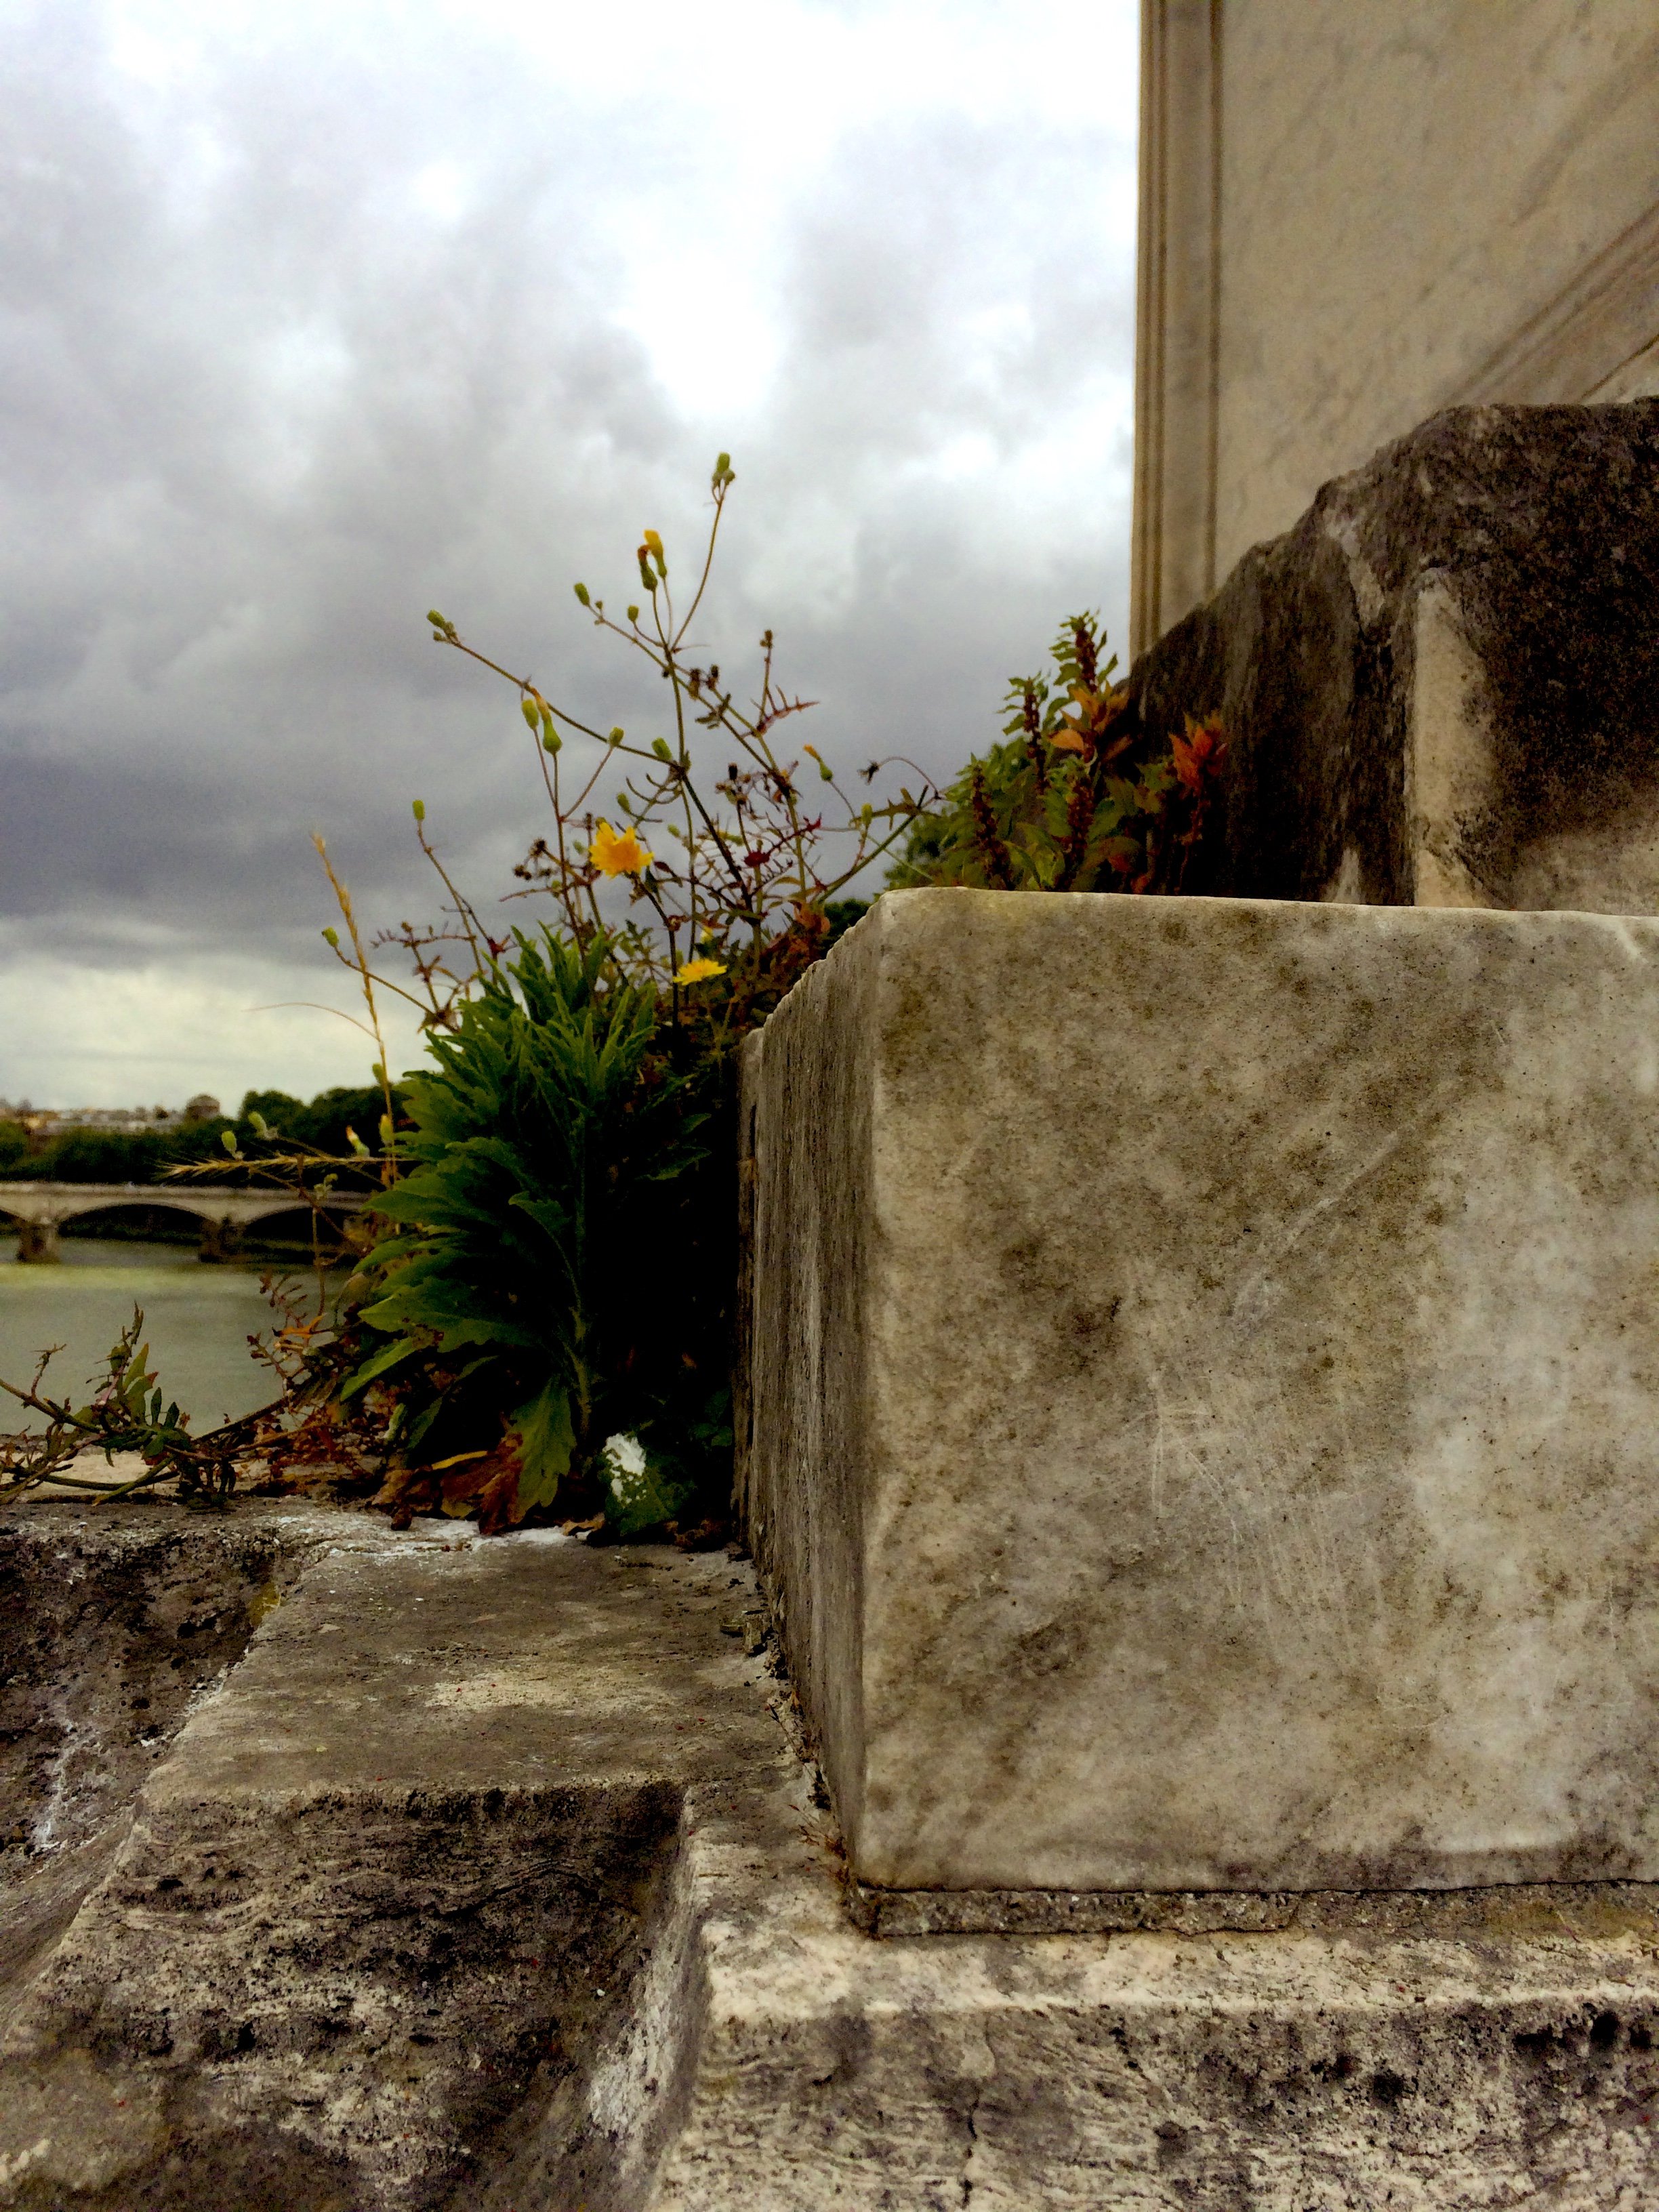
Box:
(1134, 399, 1659, 912)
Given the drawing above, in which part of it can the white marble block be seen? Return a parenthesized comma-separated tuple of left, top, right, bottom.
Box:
(739, 888, 1659, 1897)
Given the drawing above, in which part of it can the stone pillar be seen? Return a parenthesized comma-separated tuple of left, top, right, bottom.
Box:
(16, 1218, 61, 1263)
(197, 1216, 242, 1264)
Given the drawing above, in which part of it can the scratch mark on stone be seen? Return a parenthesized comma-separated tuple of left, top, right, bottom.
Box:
(1141, 1336, 1369, 1662)
(1231, 1123, 1410, 1328)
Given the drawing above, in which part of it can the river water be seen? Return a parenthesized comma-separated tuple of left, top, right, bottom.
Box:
(0, 1236, 311, 1433)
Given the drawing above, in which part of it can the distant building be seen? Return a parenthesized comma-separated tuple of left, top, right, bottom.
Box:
(2, 1103, 215, 1138)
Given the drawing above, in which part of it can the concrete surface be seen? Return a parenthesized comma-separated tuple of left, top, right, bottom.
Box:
(1134, 402, 1659, 915)
(6, 1503, 1659, 2204)
(741, 888, 1659, 1899)
(1134, 1, 1659, 647)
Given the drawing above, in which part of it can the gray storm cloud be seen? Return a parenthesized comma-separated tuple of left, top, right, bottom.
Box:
(0, 0, 1136, 1102)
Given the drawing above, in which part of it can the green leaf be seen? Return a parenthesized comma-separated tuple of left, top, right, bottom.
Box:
(510, 1382, 576, 1512)
(339, 1335, 424, 1401)
(323, 919, 729, 1536)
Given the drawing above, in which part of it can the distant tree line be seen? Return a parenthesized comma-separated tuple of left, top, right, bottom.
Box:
(0, 1086, 406, 1185)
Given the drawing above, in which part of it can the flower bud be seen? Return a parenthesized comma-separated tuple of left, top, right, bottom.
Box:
(651, 737, 672, 762)
(412, 799, 425, 821)
(628, 605, 640, 624)
(322, 927, 340, 947)
(521, 697, 539, 730)
(574, 582, 591, 607)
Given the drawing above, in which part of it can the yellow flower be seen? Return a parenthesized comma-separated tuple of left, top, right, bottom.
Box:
(675, 956, 727, 985)
(590, 819, 653, 876)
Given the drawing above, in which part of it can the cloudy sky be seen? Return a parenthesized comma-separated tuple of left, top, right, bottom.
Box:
(0, 0, 1139, 1109)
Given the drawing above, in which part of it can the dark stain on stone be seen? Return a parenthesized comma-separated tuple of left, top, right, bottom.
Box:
(0, 1515, 306, 1999)
(1514, 2025, 1561, 2063)
(1153, 2118, 1189, 2160)
(1010, 1616, 1084, 1681)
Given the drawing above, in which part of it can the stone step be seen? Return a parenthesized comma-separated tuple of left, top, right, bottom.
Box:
(6, 1504, 1659, 2205)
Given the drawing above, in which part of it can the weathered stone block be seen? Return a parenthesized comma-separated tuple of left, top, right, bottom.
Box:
(1141, 400, 1659, 912)
(741, 887, 1659, 1898)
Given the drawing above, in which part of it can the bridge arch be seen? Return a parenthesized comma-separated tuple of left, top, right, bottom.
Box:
(0, 1183, 368, 1263)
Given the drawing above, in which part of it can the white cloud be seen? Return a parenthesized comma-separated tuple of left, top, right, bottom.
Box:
(0, 933, 427, 1111)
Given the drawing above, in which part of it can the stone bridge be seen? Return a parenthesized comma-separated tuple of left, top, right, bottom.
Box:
(0, 1182, 370, 1264)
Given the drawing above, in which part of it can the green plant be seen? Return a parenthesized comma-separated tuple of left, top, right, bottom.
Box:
(340, 928, 728, 1534)
(892, 613, 1225, 895)
(246, 457, 939, 1540)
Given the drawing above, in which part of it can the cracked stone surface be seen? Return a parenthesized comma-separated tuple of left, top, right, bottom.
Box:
(0, 1508, 783, 2210)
